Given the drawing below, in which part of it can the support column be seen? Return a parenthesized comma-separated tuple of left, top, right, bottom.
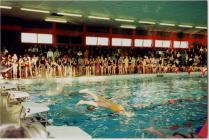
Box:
(82, 25, 87, 49)
(152, 31, 156, 48)
(171, 32, 175, 49)
(188, 33, 193, 49)
(109, 27, 112, 47)
(52, 23, 57, 47)
(132, 29, 136, 48)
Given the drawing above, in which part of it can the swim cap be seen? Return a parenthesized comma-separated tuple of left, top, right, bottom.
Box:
(198, 119, 208, 138)
(169, 99, 175, 104)
(169, 124, 179, 130)
(87, 105, 95, 111)
(183, 122, 192, 127)
(195, 126, 202, 133)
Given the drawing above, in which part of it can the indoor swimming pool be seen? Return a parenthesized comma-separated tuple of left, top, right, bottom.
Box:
(13, 74, 208, 138)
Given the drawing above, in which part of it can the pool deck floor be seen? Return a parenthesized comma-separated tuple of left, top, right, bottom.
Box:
(0, 95, 21, 125)
(2, 72, 205, 86)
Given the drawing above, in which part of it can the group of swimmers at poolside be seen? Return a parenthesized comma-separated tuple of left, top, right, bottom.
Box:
(1, 50, 207, 79)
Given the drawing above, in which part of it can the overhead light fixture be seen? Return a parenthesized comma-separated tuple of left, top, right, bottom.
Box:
(57, 12, 82, 17)
(195, 26, 207, 29)
(45, 18, 67, 23)
(115, 18, 134, 22)
(139, 21, 156, 24)
(120, 25, 136, 29)
(178, 25, 193, 28)
(0, 5, 12, 9)
(21, 8, 50, 13)
(88, 16, 110, 20)
(159, 23, 175, 26)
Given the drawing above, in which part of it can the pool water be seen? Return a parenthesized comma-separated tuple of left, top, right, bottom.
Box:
(27, 74, 207, 138)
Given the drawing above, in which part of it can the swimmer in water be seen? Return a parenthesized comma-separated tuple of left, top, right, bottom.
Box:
(76, 89, 133, 117)
(135, 97, 204, 110)
(87, 105, 95, 111)
(144, 127, 201, 138)
(162, 97, 203, 105)
(145, 119, 207, 138)
(134, 101, 154, 109)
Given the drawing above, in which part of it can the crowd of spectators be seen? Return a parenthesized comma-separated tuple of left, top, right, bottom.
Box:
(0, 44, 207, 79)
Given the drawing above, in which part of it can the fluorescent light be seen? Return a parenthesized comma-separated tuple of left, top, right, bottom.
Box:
(57, 12, 82, 17)
(120, 25, 136, 29)
(159, 23, 175, 26)
(139, 21, 156, 24)
(195, 26, 207, 29)
(0, 5, 12, 9)
(115, 18, 134, 22)
(88, 16, 110, 20)
(45, 18, 67, 23)
(21, 8, 50, 13)
(178, 25, 193, 28)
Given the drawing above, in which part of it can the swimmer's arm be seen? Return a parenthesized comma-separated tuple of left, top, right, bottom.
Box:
(79, 89, 99, 101)
(76, 100, 98, 107)
(144, 127, 167, 138)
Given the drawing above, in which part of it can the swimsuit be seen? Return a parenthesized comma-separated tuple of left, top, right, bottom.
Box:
(109, 104, 124, 113)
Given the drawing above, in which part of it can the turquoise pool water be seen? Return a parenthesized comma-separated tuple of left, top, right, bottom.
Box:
(27, 74, 207, 138)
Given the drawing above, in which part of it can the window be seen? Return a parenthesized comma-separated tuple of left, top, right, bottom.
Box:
(21, 32, 52, 44)
(180, 41, 188, 48)
(21, 33, 37, 43)
(143, 40, 152, 47)
(155, 40, 163, 47)
(122, 39, 132, 46)
(112, 38, 122, 46)
(97, 37, 108, 46)
(112, 38, 132, 46)
(135, 39, 143, 47)
(86, 37, 97, 45)
(174, 41, 181, 48)
(86, 36, 109, 46)
(174, 41, 188, 48)
(155, 40, 171, 48)
(135, 39, 152, 47)
(37, 34, 52, 44)
(162, 40, 171, 48)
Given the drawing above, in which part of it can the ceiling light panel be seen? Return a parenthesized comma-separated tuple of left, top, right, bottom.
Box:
(21, 8, 50, 13)
(57, 12, 82, 17)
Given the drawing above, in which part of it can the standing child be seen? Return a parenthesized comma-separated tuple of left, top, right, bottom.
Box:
(12, 60, 18, 79)
(27, 55, 33, 78)
(18, 57, 23, 79)
(124, 56, 129, 74)
(24, 56, 29, 78)
(112, 60, 116, 75)
(91, 58, 96, 76)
